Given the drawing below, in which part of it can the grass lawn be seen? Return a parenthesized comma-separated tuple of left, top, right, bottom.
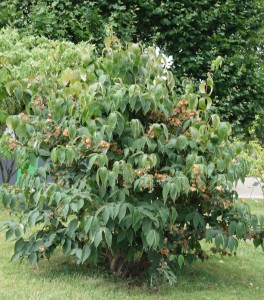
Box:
(1, 199, 264, 300)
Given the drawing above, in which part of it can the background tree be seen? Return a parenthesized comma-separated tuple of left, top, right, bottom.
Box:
(1, 0, 263, 139)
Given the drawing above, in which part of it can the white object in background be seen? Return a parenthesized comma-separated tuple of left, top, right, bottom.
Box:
(3, 127, 15, 138)
(234, 177, 263, 199)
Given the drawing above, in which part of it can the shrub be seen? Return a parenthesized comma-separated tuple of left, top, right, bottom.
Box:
(0, 30, 263, 283)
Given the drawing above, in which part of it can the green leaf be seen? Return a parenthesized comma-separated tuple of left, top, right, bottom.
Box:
(108, 172, 116, 190)
(62, 239, 72, 255)
(39, 149, 50, 156)
(228, 221, 237, 236)
(6, 115, 20, 130)
(132, 209, 141, 229)
(104, 228, 112, 248)
(0, 110, 8, 124)
(118, 204, 127, 222)
(61, 71, 70, 87)
(207, 162, 215, 177)
(236, 222, 244, 239)
(81, 244, 91, 263)
(113, 161, 119, 178)
(253, 238, 262, 248)
(102, 208, 110, 224)
(152, 124, 162, 137)
(217, 122, 230, 139)
(159, 208, 169, 225)
(58, 149, 66, 164)
(66, 148, 75, 163)
(29, 211, 40, 227)
(26, 124, 34, 136)
(15, 225, 23, 238)
(28, 252, 37, 265)
(14, 238, 25, 252)
(199, 97, 207, 110)
(11, 250, 23, 262)
(167, 138, 177, 149)
(14, 87, 23, 100)
(130, 119, 142, 138)
(215, 233, 223, 248)
(216, 159, 225, 172)
(54, 192, 61, 204)
(211, 114, 220, 130)
(108, 112, 117, 128)
(228, 236, 236, 253)
(178, 254, 184, 269)
(176, 135, 188, 150)
(77, 127, 89, 136)
(170, 207, 178, 224)
(6, 227, 15, 241)
(84, 216, 97, 234)
(76, 249, 82, 261)
(162, 182, 170, 202)
(88, 154, 98, 169)
(188, 93, 198, 110)
(170, 183, 179, 201)
(62, 204, 69, 220)
(94, 229, 103, 248)
(69, 125, 77, 141)
(51, 148, 57, 163)
(205, 228, 215, 243)
(15, 124, 27, 138)
(100, 167, 109, 187)
(190, 127, 199, 141)
(66, 219, 78, 239)
(146, 229, 159, 249)
(211, 56, 223, 71)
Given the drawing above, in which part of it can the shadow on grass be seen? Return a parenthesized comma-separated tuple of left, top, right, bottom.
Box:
(1, 200, 264, 299)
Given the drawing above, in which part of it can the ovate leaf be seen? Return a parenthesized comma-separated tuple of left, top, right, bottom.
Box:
(178, 254, 184, 269)
(104, 228, 112, 248)
(146, 229, 160, 249)
(94, 229, 103, 248)
(236, 222, 244, 239)
(81, 244, 91, 263)
(29, 211, 40, 227)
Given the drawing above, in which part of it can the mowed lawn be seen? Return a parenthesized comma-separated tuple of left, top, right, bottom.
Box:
(1, 199, 264, 300)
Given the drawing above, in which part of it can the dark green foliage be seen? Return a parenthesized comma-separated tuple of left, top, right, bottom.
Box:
(0, 0, 105, 43)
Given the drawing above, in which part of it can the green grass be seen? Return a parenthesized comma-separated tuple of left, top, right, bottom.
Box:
(1, 199, 264, 300)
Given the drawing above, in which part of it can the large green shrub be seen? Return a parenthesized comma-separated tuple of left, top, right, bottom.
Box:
(0, 30, 263, 283)
(1, 0, 263, 139)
